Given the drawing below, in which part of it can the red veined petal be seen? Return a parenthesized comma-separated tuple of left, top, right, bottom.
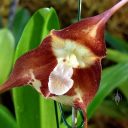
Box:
(66, 59, 101, 109)
(0, 36, 57, 96)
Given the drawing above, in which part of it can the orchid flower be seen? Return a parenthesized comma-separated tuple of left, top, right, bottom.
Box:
(0, 0, 128, 127)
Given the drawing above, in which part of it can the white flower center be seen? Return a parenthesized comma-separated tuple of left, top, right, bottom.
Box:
(58, 54, 79, 68)
(48, 62, 73, 95)
(48, 35, 97, 95)
(51, 36, 97, 68)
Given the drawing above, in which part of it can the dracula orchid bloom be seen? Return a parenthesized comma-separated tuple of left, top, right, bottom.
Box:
(0, 0, 128, 127)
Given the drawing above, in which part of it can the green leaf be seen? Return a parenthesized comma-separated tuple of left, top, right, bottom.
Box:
(0, 105, 17, 128)
(105, 32, 128, 53)
(13, 86, 41, 128)
(87, 61, 128, 119)
(12, 8, 30, 46)
(0, 16, 2, 28)
(97, 100, 127, 119)
(39, 8, 60, 128)
(107, 48, 128, 63)
(60, 110, 83, 128)
(14, 7, 59, 60)
(60, 115, 72, 128)
(0, 28, 15, 84)
(13, 8, 60, 128)
(119, 82, 128, 99)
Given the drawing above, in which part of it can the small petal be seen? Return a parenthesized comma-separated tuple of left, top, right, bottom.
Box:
(0, 36, 57, 96)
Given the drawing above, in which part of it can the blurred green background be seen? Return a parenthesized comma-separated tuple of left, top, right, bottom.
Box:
(0, 0, 128, 128)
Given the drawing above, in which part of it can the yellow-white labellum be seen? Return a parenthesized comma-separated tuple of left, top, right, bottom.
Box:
(51, 36, 97, 68)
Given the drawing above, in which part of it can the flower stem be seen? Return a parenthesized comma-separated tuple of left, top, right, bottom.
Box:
(72, 107, 77, 128)
(54, 101, 59, 128)
(77, 0, 82, 21)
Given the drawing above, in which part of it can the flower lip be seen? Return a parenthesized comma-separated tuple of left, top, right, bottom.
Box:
(48, 62, 74, 95)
